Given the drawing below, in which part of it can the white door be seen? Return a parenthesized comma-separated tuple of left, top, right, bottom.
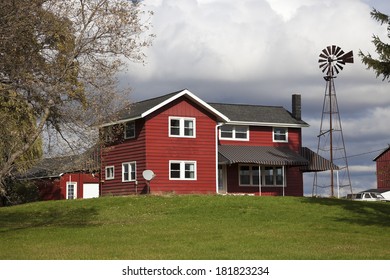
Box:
(66, 182, 77, 200)
(83, 183, 99, 199)
(218, 165, 227, 193)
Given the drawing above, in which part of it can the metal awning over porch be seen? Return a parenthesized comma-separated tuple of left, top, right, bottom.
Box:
(218, 145, 309, 166)
(218, 145, 338, 171)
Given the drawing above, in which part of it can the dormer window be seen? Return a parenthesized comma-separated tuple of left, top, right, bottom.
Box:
(220, 125, 249, 140)
(273, 127, 288, 142)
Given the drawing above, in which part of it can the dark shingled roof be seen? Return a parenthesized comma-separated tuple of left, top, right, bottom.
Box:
(20, 148, 100, 179)
(103, 89, 308, 127)
(210, 103, 308, 126)
(115, 90, 182, 121)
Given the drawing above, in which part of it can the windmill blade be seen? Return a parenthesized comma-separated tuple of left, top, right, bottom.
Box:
(334, 46, 343, 57)
(326, 46, 333, 56)
(339, 50, 354, 63)
(321, 65, 329, 73)
(337, 60, 346, 65)
(335, 63, 344, 72)
(333, 66, 340, 74)
(319, 53, 328, 60)
(330, 66, 334, 76)
(319, 62, 328, 69)
(318, 58, 328, 64)
(331, 45, 337, 55)
(321, 47, 330, 57)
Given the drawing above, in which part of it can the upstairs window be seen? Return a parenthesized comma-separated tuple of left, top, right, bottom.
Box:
(220, 125, 249, 140)
(169, 117, 196, 138)
(124, 121, 135, 139)
(273, 127, 288, 142)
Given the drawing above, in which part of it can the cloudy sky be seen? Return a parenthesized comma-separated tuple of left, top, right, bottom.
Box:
(121, 0, 390, 196)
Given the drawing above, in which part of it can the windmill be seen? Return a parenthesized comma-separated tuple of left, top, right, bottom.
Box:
(313, 45, 354, 197)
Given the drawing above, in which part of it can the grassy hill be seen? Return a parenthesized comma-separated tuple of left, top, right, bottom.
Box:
(0, 195, 389, 259)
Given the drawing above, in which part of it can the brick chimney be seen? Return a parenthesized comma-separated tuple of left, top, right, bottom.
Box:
(292, 94, 301, 121)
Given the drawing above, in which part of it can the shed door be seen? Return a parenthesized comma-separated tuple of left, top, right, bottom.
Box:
(66, 182, 77, 200)
(83, 183, 99, 199)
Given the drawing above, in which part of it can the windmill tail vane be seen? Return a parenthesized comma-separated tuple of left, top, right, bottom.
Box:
(318, 45, 353, 78)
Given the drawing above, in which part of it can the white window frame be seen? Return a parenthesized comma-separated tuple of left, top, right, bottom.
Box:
(169, 160, 197, 180)
(122, 162, 136, 182)
(219, 125, 249, 141)
(124, 121, 135, 139)
(239, 165, 285, 187)
(273, 127, 288, 143)
(169, 117, 196, 138)
(105, 166, 115, 180)
(66, 182, 77, 200)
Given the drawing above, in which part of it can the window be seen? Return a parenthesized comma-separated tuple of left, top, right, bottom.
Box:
(124, 121, 135, 139)
(239, 165, 260, 186)
(66, 182, 77, 199)
(273, 127, 288, 142)
(103, 126, 114, 143)
(105, 166, 114, 180)
(122, 162, 136, 182)
(169, 161, 197, 180)
(239, 165, 284, 186)
(220, 125, 249, 140)
(169, 117, 196, 138)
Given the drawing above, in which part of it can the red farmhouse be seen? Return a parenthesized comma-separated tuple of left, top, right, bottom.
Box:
(100, 89, 332, 196)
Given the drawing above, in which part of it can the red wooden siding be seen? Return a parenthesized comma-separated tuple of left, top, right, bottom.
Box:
(101, 97, 219, 195)
(59, 173, 99, 199)
(34, 173, 99, 200)
(144, 97, 218, 194)
(219, 127, 302, 152)
(376, 149, 390, 189)
(101, 119, 147, 195)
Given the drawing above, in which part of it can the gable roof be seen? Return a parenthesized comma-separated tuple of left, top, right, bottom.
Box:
(19, 147, 100, 179)
(100, 89, 308, 128)
(373, 146, 390, 161)
(101, 89, 229, 127)
(210, 103, 308, 127)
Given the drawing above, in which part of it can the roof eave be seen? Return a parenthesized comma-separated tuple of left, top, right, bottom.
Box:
(98, 116, 142, 128)
(226, 121, 309, 128)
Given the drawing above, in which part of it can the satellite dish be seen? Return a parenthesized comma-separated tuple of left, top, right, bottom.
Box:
(142, 170, 155, 181)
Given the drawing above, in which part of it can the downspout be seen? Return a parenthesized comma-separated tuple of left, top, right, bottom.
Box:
(215, 122, 224, 194)
(258, 165, 262, 196)
(282, 166, 285, 197)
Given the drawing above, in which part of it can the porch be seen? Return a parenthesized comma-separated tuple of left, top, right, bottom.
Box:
(217, 145, 337, 196)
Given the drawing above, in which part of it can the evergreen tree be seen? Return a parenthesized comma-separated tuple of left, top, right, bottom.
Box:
(359, 9, 390, 81)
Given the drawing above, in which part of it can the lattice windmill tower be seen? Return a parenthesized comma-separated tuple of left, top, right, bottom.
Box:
(312, 45, 354, 197)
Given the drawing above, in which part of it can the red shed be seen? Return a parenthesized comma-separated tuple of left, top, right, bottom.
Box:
(22, 151, 100, 200)
(374, 146, 390, 189)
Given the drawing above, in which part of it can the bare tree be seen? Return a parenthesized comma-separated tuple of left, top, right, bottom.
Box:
(0, 0, 154, 195)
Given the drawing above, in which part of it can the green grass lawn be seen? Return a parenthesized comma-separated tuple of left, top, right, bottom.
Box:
(0, 195, 389, 260)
